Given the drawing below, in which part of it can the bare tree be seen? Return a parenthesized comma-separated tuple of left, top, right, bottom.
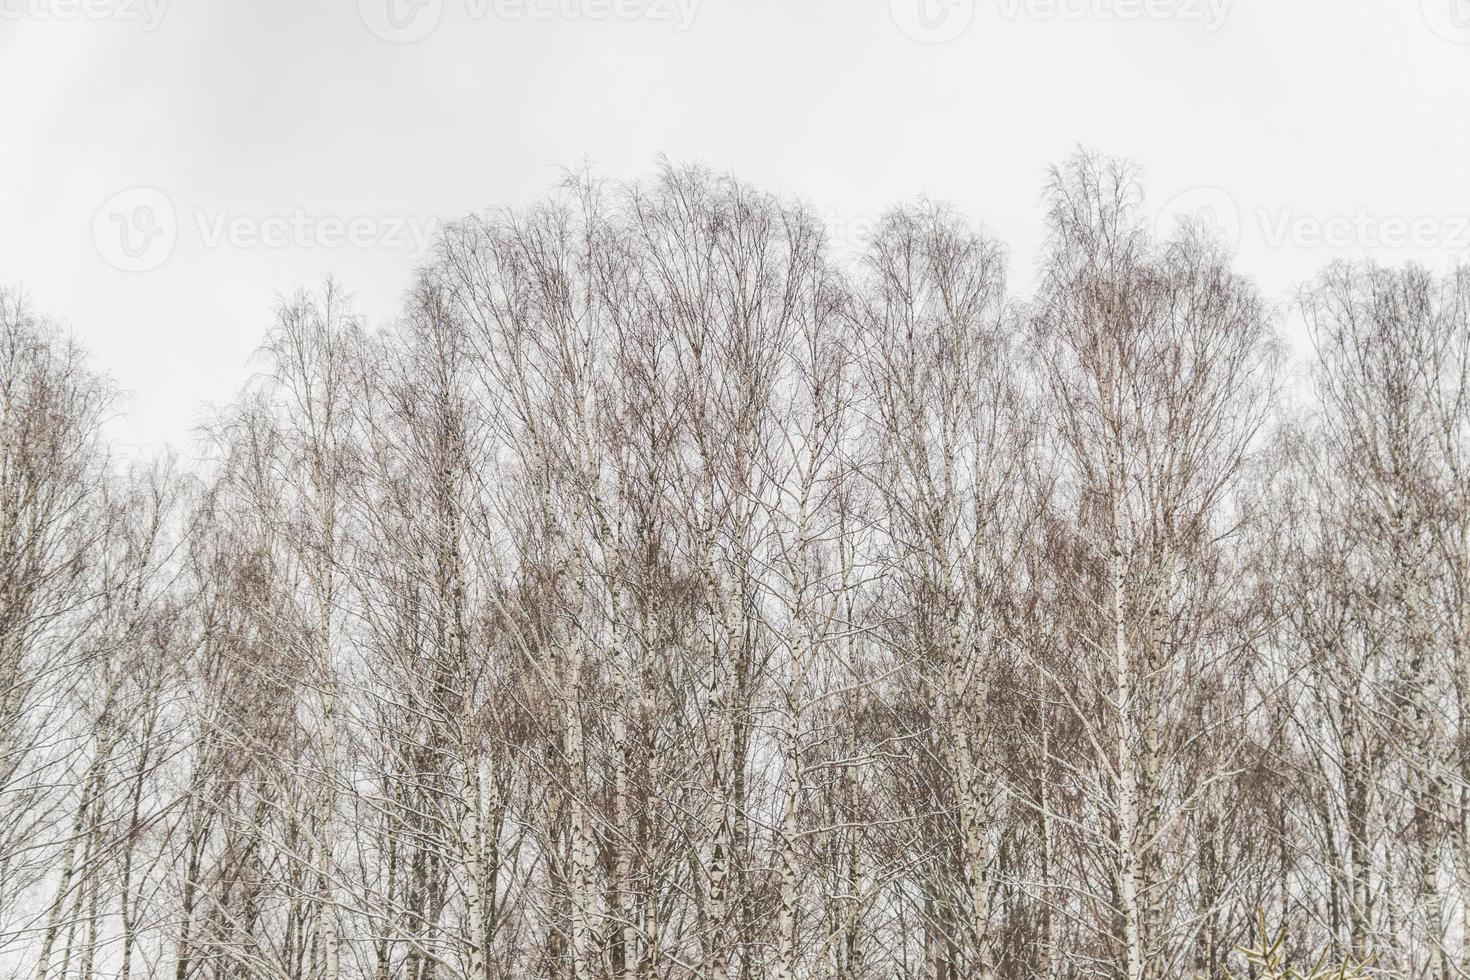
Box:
(5, 157, 1465, 980)
(1030, 152, 1278, 979)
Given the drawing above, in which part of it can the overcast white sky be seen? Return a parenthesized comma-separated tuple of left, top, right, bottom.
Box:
(2, 0, 1468, 459)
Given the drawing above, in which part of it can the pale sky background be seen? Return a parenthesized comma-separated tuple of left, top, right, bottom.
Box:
(2, 0, 1468, 461)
